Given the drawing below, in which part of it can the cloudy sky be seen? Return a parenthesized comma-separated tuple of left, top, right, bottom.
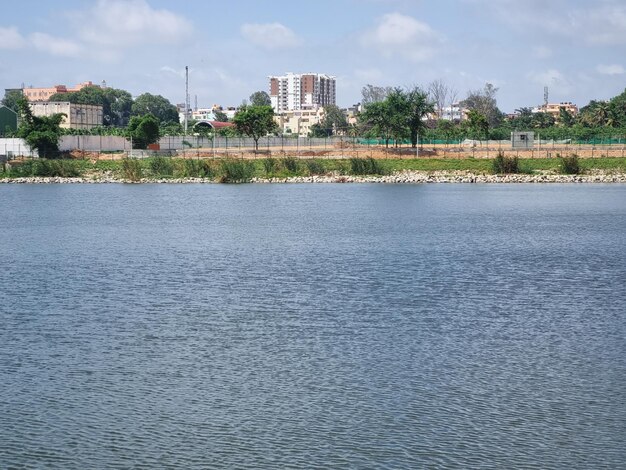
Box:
(1, 0, 625, 112)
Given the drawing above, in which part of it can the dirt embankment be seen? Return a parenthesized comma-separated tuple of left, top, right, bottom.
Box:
(56, 143, 626, 161)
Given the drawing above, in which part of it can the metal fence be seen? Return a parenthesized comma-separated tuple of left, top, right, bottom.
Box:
(2, 135, 626, 160)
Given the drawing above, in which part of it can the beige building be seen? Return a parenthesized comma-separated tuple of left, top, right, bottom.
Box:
(22, 81, 98, 101)
(533, 102, 579, 120)
(29, 102, 103, 130)
(274, 108, 326, 137)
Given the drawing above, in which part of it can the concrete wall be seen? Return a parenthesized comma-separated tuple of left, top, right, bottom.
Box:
(0, 138, 37, 157)
(59, 135, 130, 152)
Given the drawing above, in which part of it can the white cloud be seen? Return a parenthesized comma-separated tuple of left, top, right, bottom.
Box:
(596, 64, 625, 75)
(361, 13, 444, 62)
(72, 0, 192, 47)
(240, 22, 301, 49)
(30, 32, 83, 57)
(0, 26, 26, 49)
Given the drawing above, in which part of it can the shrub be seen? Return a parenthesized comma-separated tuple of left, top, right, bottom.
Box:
(121, 158, 143, 181)
(148, 156, 173, 177)
(5, 160, 37, 177)
(198, 160, 219, 179)
(305, 159, 326, 176)
(350, 157, 387, 175)
(282, 157, 299, 174)
(492, 152, 520, 174)
(559, 153, 581, 175)
(220, 159, 255, 183)
(35, 159, 81, 177)
(263, 157, 278, 175)
(6, 159, 81, 177)
(174, 158, 218, 179)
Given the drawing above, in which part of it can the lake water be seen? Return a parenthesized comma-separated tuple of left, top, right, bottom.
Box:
(1, 183, 625, 469)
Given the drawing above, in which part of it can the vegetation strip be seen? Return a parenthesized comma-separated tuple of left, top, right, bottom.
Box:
(2, 156, 626, 183)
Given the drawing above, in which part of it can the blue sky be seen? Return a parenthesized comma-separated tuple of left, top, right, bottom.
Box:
(1, 0, 625, 112)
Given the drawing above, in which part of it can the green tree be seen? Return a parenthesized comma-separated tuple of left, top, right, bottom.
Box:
(232, 105, 277, 150)
(309, 123, 330, 138)
(558, 107, 575, 127)
(512, 107, 533, 129)
(107, 88, 133, 126)
(437, 119, 457, 143)
(160, 121, 183, 136)
(608, 88, 626, 127)
(249, 91, 272, 107)
(16, 96, 65, 158)
(466, 110, 489, 140)
(127, 114, 160, 149)
(385, 88, 410, 145)
(404, 87, 435, 147)
(531, 112, 555, 129)
(320, 104, 348, 135)
(359, 87, 433, 148)
(2, 89, 23, 112)
(359, 100, 393, 147)
(578, 100, 611, 127)
(131, 93, 179, 124)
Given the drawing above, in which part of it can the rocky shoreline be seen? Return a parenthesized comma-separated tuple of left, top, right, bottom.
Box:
(1, 170, 626, 184)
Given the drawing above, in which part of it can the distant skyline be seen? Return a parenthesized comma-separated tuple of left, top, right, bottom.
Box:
(1, 0, 625, 113)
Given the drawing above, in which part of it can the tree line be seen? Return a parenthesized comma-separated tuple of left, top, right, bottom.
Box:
(4, 81, 626, 158)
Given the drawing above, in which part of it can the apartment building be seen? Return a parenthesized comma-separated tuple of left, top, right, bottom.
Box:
(269, 73, 336, 113)
(532, 102, 579, 119)
(22, 81, 99, 101)
(274, 108, 326, 137)
(29, 102, 103, 130)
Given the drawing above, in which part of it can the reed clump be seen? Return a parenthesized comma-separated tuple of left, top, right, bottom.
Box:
(220, 159, 255, 183)
(121, 158, 143, 181)
(148, 156, 173, 177)
(559, 153, 581, 175)
(492, 151, 520, 174)
(349, 157, 387, 175)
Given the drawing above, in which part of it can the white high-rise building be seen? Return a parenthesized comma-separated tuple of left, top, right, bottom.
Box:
(269, 73, 336, 113)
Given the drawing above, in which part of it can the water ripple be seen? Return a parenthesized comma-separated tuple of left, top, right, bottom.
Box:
(1, 184, 625, 468)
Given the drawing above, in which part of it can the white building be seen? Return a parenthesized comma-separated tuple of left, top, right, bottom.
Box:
(269, 73, 336, 113)
(191, 108, 217, 121)
(440, 103, 465, 121)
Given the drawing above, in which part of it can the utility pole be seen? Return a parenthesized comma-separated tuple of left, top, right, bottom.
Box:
(184, 66, 189, 135)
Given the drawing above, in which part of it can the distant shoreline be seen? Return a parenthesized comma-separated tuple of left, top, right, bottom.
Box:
(2, 171, 626, 184)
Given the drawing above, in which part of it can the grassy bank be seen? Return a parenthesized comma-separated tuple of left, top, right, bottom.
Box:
(2, 156, 626, 182)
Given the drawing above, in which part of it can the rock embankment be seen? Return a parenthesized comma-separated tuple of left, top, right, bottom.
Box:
(251, 171, 626, 184)
(2, 171, 626, 184)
